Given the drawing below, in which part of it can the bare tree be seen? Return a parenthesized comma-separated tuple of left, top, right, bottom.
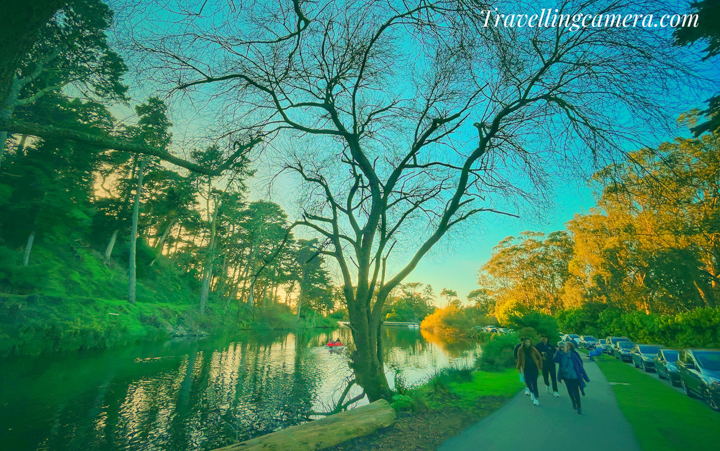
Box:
(127, 0, 699, 401)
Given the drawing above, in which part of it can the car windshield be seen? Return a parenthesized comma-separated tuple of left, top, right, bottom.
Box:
(695, 352, 720, 371)
(639, 346, 661, 354)
(662, 351, 679, 362)
(618, 342, 634, 349)
(569, 334, 580, 339)
(583, 336, 596, 341)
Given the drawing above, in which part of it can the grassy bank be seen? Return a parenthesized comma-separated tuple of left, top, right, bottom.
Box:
(0, 242, 338, 357)
(594, 354, 720, 451)
(327, 368, 523, 451)
(0, 292, 338, 357)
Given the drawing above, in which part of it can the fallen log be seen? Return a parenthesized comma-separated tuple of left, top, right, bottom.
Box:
(212, 399, 396, 451)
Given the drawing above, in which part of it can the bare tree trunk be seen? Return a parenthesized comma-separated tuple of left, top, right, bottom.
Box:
(273, 279, 280, 305)
(104, 229, 118, 261)
(0, 130, 8, 167)
(348, 293, 391, 402)
(171, 225, 183, 257)
(154, 217, 176, 253)
(128, 159, 147, 305)
(22, 231, 35, 267)
(0, 75, 21, 168)
(224, 268, 241, 311)
(262, 282, 269, 308)
(199, 263, 213, 314)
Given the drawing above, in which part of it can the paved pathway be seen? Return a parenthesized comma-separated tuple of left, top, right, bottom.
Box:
(438, 359, 641, 451)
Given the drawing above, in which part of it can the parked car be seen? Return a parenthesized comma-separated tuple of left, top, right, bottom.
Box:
(631, 344, 664, 371)
(579, 336, 598, 349)
(654, 349, 681, 386)
(595, 340, 606, 352)
(677, 349, 720, 412)
(615, 341, 636, 362)
(606, 336, 630, 356)
(497, 328, 508, 334)
(562, 334, 580, 345)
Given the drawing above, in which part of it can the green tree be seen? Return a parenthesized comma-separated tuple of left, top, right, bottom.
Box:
(674, 0, 720, 135)
(0, 97, 114, 266)
(478, 231, 574, 316)
(1, 0, 128, 166)
(127, 97, 172, 304)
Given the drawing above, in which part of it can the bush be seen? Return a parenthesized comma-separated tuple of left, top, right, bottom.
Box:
(478, 332, 520, 371)
(421, 304, 476, 336)
(390, 394, 413, 411)
(557, 304, 720, 349)
(507, 312, 559, 343)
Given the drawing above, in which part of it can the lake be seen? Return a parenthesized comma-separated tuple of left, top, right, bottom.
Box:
(0, 325, 480, 451)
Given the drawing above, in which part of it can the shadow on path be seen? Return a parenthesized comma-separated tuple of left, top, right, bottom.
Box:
(438, 359, 641, 451)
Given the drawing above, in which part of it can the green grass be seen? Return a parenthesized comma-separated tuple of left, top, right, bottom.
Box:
(406, 367, 524, 411)
(595, 354, 720, 451)
(1, 241, 338, 357)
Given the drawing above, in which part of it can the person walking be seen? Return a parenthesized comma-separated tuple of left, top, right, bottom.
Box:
(554, 342, 589, 414)
(517, 337, 543, 406)
(535, 334, 560, 397)
(567, 342, 588, 396)
(514, 337, 530, 396)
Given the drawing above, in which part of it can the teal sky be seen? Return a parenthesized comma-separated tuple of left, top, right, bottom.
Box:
(406, 180, 597, 305)
(106, 0, 719, 306)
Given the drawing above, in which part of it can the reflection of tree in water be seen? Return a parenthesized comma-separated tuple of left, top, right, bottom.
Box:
(202, 332, 324, 448)
(420, 330, 478, 359)
(1, 328, 478, 451)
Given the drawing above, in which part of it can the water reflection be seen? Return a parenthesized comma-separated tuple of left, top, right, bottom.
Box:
(0, 327, 479, 451)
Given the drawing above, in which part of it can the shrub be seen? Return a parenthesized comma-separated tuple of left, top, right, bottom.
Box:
(390, 394, 413, 411)
(507, 312, 559, 343)
(558, 304, 720, 349)
(478, 332, 520, 371)
(421, 304, 476, 336)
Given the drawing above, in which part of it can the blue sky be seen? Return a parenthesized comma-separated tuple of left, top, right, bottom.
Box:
(407, 178, 597, 305)
(107, 0, 719, 306)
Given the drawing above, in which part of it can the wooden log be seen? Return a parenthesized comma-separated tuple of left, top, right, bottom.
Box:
(212, 399, 396, 451)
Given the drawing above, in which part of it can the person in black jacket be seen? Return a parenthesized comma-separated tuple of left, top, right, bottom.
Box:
(536, 334, 559, 397)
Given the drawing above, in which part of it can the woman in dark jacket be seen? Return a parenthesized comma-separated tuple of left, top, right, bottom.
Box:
(517, 338, 543, 405)
(567, 342, 587, 395)
(554, 342, 590, 414)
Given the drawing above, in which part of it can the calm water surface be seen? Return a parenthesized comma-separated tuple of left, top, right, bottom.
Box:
(0, 326, 480, 451)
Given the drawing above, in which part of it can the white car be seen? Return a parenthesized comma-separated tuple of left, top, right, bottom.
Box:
(579, 335, 598, 349)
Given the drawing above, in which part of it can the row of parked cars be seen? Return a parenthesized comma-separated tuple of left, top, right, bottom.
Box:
(478, 326, 513, 334)
(571, 334, 720, 412)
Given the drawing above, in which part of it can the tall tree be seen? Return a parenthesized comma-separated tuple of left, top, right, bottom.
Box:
(478, 231, 574, 315)
(674, 0, 720, 135)
(1, 0, 128, 167)
(0, 96, 114, 266)
(131, 0, 694, 401)
(127, 97, 172, 304)
(0, 0, 259, 174)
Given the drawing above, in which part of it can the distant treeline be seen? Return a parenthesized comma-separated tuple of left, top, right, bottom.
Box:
(474, 122, 720, 339)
